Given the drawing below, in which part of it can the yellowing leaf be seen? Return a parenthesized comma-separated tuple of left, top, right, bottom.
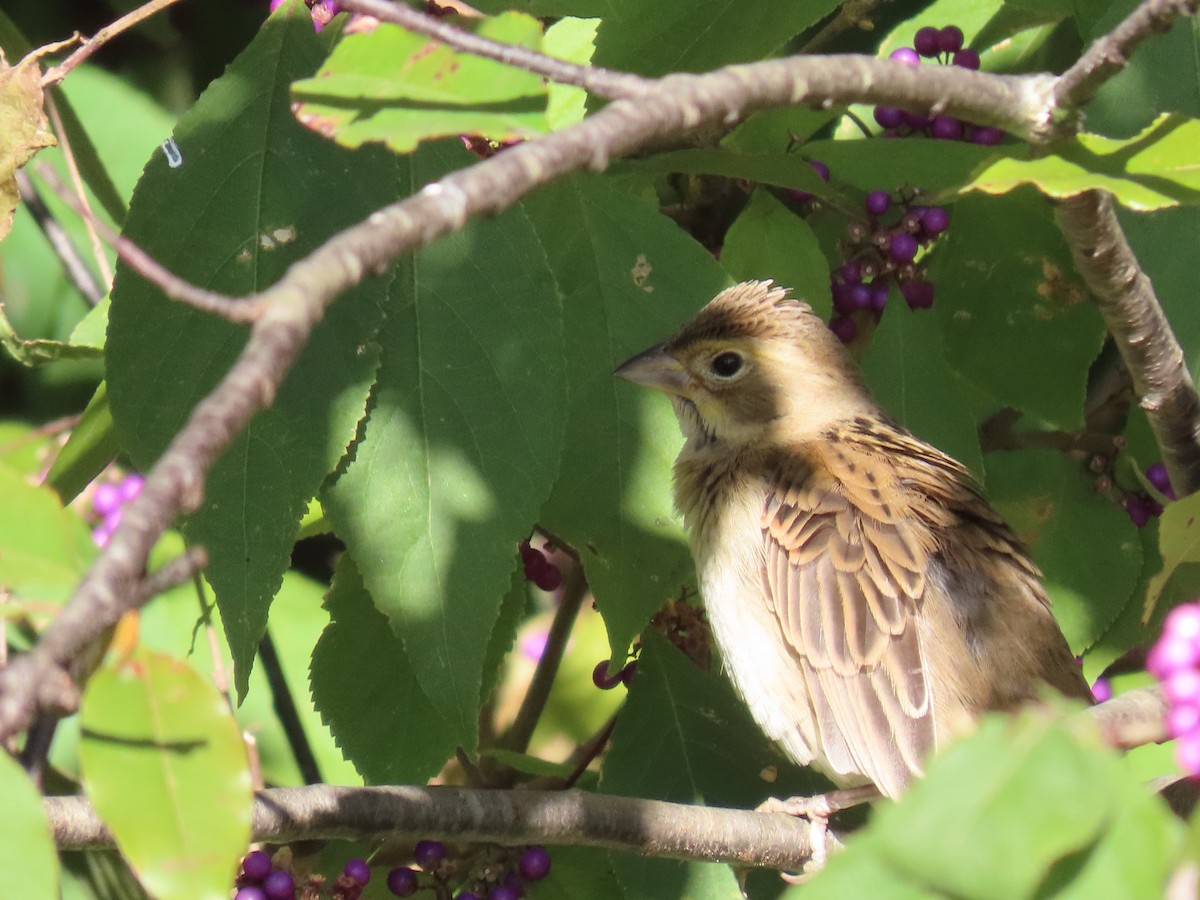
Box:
(0, 48, 56, 241)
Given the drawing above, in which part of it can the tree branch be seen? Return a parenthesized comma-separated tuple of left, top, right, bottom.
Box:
(1054, 0, 1198, 111)
(1055, 191, 1200, 495)
(47, 785, 825, 868)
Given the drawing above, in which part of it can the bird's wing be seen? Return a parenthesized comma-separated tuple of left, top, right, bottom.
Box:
(761, 436, 937, 797)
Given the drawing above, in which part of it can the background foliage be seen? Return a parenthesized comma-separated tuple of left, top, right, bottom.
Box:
(1, 0, 1198, 897)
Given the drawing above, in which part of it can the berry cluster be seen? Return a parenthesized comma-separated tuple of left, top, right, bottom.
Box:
(90, 473, 145, 547)
(1148, 603, 1200, 775)
(234, 850, 301, 900)
(873, 26, 1004, 146)
(825, 187, 948, 341)
(1124, 461, 1175, 528)
(386, 840, 552, 898)
(519, 539, 562, 591)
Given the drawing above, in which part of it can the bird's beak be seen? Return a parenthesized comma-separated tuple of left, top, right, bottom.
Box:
(614, 345, 689, 395)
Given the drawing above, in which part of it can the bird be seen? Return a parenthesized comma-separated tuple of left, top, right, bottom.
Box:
(615, 280, 1092, 800)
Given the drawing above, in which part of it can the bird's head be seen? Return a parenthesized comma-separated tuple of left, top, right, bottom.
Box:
(615, 281, 876, 447)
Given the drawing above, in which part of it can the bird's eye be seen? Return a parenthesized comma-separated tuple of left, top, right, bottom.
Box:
(710, 351, 744, 379)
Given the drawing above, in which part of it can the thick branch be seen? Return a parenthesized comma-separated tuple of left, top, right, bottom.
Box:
(1054, 0, 1198, 111)
(47, 786, 823, 868)
(1055, 191, 1200, 495)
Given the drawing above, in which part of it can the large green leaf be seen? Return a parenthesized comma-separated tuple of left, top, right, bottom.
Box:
(292, 12, 548, 152)
(0, 751, 58, 899)
(80, 648, 252, 900)
(525, 174, 727, 661)
(107, 5, 392, 699)
(929, 189, 1106, 429)
(802, 709, 1179, 898)
(720, 188, 831, 316)
(322, 141, 565, 750)
(863, 302, 985, 477)
(985, 449, 1141, 654)
(0, 458, 96, 607)
(965, 115, 1200, 211)
(1143, 489, 1200, 620)
(601, 632, 830, 899)
(309, 554, 455, 784)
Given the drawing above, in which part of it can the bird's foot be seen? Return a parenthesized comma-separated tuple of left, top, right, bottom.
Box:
(757, 786, 877, 876)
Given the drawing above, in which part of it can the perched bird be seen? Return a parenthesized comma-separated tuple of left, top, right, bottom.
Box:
(615, 280, 1091, 799)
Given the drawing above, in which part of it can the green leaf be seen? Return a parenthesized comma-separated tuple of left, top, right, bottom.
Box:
(543, 17, 598, 131)
(600, 632, 831, 899)
(80, 648, 252, 900)
(537, 847, 625, 899)
(807, 137, 1005, 200)
(309, 554, 455, 784)
(323, 140, 565, 750)
(45, 380, 119, 504)
(525, 174, 727, 660)
(863, 302, 985, 477)
(985, 449, 1141, 653)
(804, 710, 1179, 898)
(0, 300, 104, 366)
(0, 459, 96, 607)
(107, 6, 391, 699)
(292, 12, 548, 153)
(1144, 489, 1200, 620)
(965, 115, 1200, 211)
(0, 751, 59, 899)
(929, 189, 1106, 429)
(721, 188, 831, 318)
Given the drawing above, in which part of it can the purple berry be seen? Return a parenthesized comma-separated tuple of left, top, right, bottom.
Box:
(1090, 679, 1112, 703)
(1166, 604, 1200, 640)
(92, 523, 113, 548)
(953, 49, 981, 70)
(1169, 702, 1200, 738)
(93, 483, 122, 517)
(414, 840, 446, 869)
(969, 125, 1003, 146)
(831, 281, 855, 315)
(118, 473, 145, 502)
(1147, 633, 1200, 678)
(913, 27, 940, 57)
(865, 190, 891, 216)
(938, 25, 964, 54)
(458, 894, 481, 900)
(889, 234, 918, 263)
(809, 160, 830, 182)
(1147, 462, 1175, 498)
(921, 207, 949, 235)
(840, 261, 862, 285)
(1124, 495, 1152, 528)
(869, 283, 889, 312)
(902, 110, 931, 130)
(783, 187, 813, 204)
(236, 890, 268, 900)
(889, 47, 921, 66)
(1166, 669, 1200, 706)
(829, 316, 858, 343)
(519, 847, 551, 881)
(901, 281, 935, 310)
(344, 858, 372, 885)
(874, 106, 904, 129)
(489, 887, 520, 900)
(264, 870, 295, 900)
(242, 851, 273, 882)
(387, 866, 419, 897)
(930, 115, 964, 141)
(1176, 731, 1200, 775)
(592, 661, 625, 690)
(846, 284, 870, 311)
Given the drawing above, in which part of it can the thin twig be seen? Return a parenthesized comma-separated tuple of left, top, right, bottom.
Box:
(36, 165, 258, 324)
(258, 629, 323, 786)
(39, 0, 185, 87)
(43, 97, 113, 289)
(15, 170, 104, 305)
(1054, 0, 1199, 111)
(499, 554, 588, 756)
(800, 0, 892, 54)
(338, 0, 648, 100)
(1055, 191, 1200, 495)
